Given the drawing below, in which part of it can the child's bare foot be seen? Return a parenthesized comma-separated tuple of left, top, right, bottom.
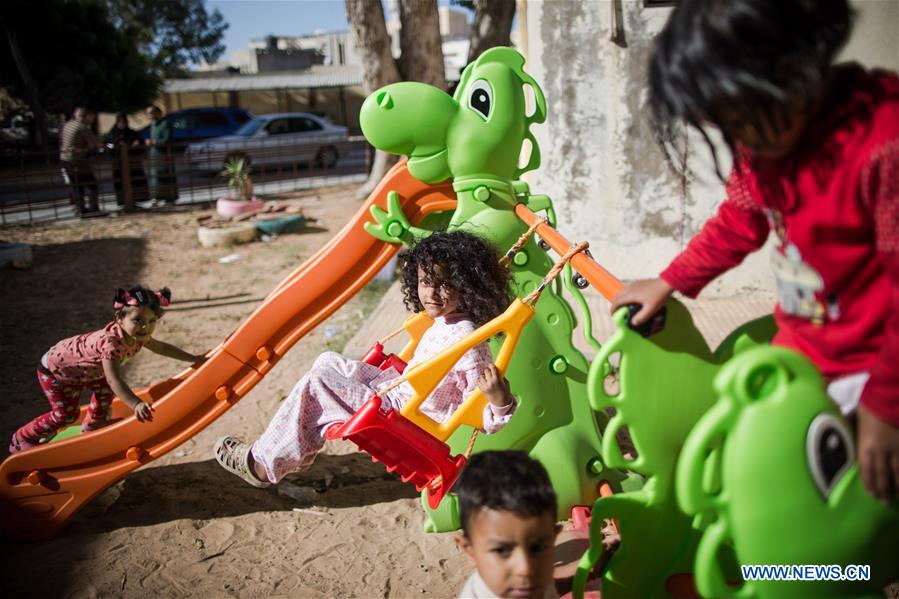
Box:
(213, 436, 271, 488)
(82, 415, 116, 433)
(8, 431, 37, 455)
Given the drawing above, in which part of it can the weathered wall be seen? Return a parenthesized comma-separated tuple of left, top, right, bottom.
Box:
(522, 0, 899, 298)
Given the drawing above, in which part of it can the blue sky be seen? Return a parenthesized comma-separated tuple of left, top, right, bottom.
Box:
(209, 0, 463, 57)
(209, 1, 349, 55)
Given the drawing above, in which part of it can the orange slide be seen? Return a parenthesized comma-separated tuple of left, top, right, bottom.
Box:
(0, 162, 456, 540)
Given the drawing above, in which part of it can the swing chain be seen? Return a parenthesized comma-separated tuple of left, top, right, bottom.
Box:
(499, 216, 548, 267)
(523, 242, 589, 307)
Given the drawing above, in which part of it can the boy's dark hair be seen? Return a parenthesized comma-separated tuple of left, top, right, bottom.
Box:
(648, 0, 853, 179)
(400, 231, 512, 327)
(454, 450, 557, 537)
(113, 286, 171, 318)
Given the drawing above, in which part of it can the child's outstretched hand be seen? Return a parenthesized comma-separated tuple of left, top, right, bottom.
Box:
(132, 400, 155, 423)
(857, 405, 899, 504)
(611, 278, 673, 326)
(478, 365, 514, 408)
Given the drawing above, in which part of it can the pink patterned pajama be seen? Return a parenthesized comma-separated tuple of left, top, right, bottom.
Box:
(16, 366, 114, 444)
(250, 314, 513, 483)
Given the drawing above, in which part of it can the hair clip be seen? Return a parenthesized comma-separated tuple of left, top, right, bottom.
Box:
(155, 290, 170, 307)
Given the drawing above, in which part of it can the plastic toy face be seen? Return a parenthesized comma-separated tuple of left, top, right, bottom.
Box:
(359, 47, 546, 183)
(677, 346, 899, 596)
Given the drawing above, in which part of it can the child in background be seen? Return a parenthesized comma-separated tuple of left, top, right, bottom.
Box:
(9, 286, 206, 454)
(214, 231, 517, 487)
(454, 451, 561, 599)
(612, 0, 899, 501)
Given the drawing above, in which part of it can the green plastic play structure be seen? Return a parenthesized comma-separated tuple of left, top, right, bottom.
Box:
(361, 47, 625, 529)
(676, 345, 899, 598)
(358, 47, 899, 597)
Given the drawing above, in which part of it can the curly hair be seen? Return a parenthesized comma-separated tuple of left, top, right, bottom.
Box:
(400, 231, 512, 327)
(113, 286, 171, 319)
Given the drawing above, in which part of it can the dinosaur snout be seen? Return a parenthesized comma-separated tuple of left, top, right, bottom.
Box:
(361, 82, 457, 156)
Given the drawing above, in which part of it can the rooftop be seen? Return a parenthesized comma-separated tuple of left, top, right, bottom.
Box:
(165, 65, 363, 93)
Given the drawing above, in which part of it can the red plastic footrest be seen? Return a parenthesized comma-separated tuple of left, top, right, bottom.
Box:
(326, 394, 465, 508)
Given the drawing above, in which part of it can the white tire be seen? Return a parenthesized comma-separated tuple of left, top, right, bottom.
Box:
(0, 242, 33, 269)
(197, 222, 258, 248)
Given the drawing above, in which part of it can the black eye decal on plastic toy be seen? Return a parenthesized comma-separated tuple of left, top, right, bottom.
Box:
(468, 79, 492, 120)
(806, 413, 854, 499)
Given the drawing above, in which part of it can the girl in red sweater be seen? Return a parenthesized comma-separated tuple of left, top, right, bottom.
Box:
(613, 0, 899, 503)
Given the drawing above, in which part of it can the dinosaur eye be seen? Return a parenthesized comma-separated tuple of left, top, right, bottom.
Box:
(468, 79, 492, 120)
(806, 413, 854, 499)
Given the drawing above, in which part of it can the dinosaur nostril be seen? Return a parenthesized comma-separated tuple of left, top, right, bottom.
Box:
(377, 91, 394, 110)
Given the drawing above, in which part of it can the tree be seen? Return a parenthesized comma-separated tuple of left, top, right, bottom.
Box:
(463, 0, 516, 65)
(397, 0, 446, 90)
(0, 0, 161, 147)
(5, 28, 48, 148)
(105, 0, 228, 77)
(345, 0, 446, 196)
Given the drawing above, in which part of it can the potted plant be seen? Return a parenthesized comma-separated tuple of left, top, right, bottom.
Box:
(215, 155, 264, 217)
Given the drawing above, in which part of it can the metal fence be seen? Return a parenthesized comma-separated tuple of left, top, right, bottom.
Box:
(0, 135, 373, 226)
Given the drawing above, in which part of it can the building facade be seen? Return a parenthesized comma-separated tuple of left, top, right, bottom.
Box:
(520, 0, 899, 297)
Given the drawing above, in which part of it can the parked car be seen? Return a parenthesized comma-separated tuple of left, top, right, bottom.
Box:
(139, 107, 252, 144)
(184, 112, 347, 173)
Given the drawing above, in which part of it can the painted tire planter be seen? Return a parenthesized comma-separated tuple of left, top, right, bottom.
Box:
(254, 214, 306, 236)
(215, 196, 265, 218)
(0, 241, 33, 269)
(197, 222, 258, 248)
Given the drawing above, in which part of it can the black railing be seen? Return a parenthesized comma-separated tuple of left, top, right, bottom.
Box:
(0, 136, 373, 225)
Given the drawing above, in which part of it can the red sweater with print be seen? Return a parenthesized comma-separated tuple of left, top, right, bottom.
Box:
(660, 64, 899, 427)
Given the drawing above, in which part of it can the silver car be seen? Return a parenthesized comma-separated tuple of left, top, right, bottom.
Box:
(184, 112, 348, 173)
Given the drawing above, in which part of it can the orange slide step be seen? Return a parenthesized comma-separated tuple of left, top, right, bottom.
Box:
(0, 161, 456, 540)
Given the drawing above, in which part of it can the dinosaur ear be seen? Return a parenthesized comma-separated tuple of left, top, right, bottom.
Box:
(515, 128, 541, 178)
(522, 79, 546, 125)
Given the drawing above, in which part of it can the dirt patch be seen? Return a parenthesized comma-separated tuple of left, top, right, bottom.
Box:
(0, 185, 470, 597)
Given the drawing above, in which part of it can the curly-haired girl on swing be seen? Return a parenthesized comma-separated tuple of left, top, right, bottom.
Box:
(214, 231, 518, 488)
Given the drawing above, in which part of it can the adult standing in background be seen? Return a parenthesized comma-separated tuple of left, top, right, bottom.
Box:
(60, 107, 104, 217)
(104, 112, 148, 208)
(146, 105, 179, 206)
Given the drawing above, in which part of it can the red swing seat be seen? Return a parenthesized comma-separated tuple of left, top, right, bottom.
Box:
(326, 393, 466, 509)
(328, 339, 465, 508)
(360, 341, 408, 373)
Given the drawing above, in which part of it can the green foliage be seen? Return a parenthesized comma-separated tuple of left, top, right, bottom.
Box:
(0, 0, 161, 113)
(221, 156, 253, 201)
(105, 0, 227, 77)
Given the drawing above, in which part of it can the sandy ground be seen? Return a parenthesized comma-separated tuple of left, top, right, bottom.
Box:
(0, 186, 477, 598)
(1, 188, 895, 598)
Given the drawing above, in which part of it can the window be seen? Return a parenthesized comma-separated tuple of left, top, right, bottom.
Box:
(170, 115, 193, 130)
(235, 118, 265, 137)
(291, 118, 323, 133)
(195, 112, 229, 127)
(265, 119, 291, 135)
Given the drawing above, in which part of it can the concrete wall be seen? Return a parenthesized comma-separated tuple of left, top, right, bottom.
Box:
(521, 0, 899, 298)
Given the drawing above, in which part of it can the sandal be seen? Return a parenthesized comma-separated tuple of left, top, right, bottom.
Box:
(213, 436, 271, 488)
